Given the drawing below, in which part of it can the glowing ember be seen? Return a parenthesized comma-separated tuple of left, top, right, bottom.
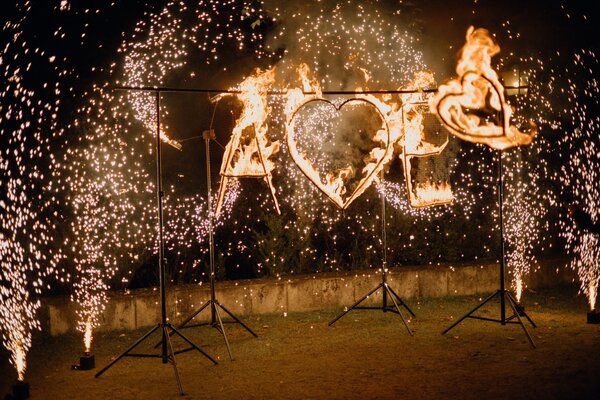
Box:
(431, 27, 537, 150)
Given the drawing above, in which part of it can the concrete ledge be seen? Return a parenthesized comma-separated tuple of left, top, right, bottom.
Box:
(41, 258, 576, 336)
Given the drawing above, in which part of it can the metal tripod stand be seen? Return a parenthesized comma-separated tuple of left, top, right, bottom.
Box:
(442, 150, 537, 348)
(329, 175, 416, 335)
(167, 129, 257, 361)
(95, 91, 217, 395)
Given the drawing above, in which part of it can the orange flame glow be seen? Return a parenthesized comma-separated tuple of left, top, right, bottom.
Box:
(160, 131, 183, 151)
(215, 68, 281, 218)
(515, 275, 523, 303)
(84, 318, 93, 353)
(430, 27, 536, 150)
(409, 182, 454, 208)
(589, 281, 597, 311)
(15, 343, 26, 381)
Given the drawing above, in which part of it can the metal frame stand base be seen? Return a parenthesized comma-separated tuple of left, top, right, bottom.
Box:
(329, 281, 416, 336)
(170, 299, 258, 361)
(442, 289, 537, 348)
(95, 322, 217, 396)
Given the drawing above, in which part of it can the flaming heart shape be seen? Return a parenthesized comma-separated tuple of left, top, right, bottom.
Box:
(286, 97, 392, 209)
(430, 27, 536, 150)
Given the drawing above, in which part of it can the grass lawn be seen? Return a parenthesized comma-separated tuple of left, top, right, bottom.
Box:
(1, 285, 599, 399)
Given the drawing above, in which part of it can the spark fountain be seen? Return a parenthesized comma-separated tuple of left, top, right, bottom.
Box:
(93, 91, 218, 395)
(72, 319, 95, 370)
(558, 50, 600, 325)
(1, 3, 65, 396)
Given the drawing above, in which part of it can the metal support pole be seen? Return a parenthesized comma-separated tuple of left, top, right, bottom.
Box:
(441, 149, 536, 348)
(95, 90, 217, 395)
(164, 130, 257, 360)
(329, 174, 414, 333)
(498, 151, 506, 325)
(381, 178, 388, 310)
(206, 136, 217, 323)
(156, 91, 169, 363)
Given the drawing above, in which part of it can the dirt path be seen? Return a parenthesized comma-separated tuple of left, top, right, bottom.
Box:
(1, 286, 599, 399)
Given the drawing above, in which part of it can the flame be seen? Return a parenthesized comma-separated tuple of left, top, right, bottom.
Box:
(589, 281, 598, 311)
(84, 318, 93, 353)
(15, 342, 26, 381)
(515, 275, 523, 303)
(410, 182, 454, 208)
(298, 63, 321, 96)
(159, 130, 182, 151)
(215, 68, 281, 218)
(400, 73, 453, 208)
(430, 27, 537, 150)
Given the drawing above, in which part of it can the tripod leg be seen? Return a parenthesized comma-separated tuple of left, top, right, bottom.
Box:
(216, 302, 258, 338)
(95, 324, 161, 378)
(442, 290, 500, 335)
(168, 325, 218, 365)
(386, 285, 416, 318)
(154, 300, 212, 349)
(384, 284, 413, 336)
(164, 325, 184, 395)
(213, 305, 234, 361)
(506, 294, 536, 349)
(506, 292, 537, 328)
(329, 283, 384, 326)
(177, 300, 211, 330)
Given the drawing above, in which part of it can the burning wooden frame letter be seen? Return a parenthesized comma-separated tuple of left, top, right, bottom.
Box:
(214, 68, 281, 218)
(430, 26, 537, 150)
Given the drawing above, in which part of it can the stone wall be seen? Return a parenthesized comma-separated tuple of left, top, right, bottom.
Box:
(39, 258, 576, 336)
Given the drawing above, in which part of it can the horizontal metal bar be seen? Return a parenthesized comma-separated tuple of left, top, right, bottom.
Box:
(113, 84, 528, 96)
(178, 322, 212, 329)
(124, 353, 161, 358)
(113, 85, 438, 95)
(173, 347, 195, 355)
(467, 316, 504, 323)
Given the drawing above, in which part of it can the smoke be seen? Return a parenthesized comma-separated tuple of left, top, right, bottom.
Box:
(263, 0, 427, 90)
(292, 99, 387, 192)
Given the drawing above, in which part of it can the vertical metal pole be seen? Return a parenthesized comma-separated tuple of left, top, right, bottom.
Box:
(381, 172, 388, 309)
(155, 91, 168, 362)
(205, 137, 217, 324)
(498, 150, 506, 324)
